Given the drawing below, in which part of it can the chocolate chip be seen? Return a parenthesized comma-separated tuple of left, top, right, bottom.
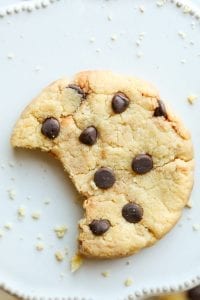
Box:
(122, 203, 143, 223)
(187, 285, 200, 300)
(68, 84, 86, 99)
(154, 100, 167, 118)
(112, 92, 129, 113)
(41, 117, 60, 139)
(89, 219, 111, 236)
(94, 167, 116, 189)
(79, 126, 98, 145)
(132, 154, 153, 174)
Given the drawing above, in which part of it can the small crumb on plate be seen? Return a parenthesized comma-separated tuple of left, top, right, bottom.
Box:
(4, 223, 12, 230)
(139, 5, 145, 13)
(17, 206, 26, 219)
(187, 94, 198, 105)
(178, 31, 186, 39)
(54, 225, 68, 238)
(124, 278, 133, 287)
(101, 271, 110, 277)
(192, 224, 200, 231)
(71, 254, 83, 272)
(55, 251, 65, 262)
(110, 34, 117, 41)
(7, 53, 15, 60)
(36, 243, 44, 251)
(7, 189, 16, 200)
(31, 211, 41, 220)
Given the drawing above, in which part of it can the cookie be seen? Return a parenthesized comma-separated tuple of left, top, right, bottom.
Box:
(11, 71, 194, 258)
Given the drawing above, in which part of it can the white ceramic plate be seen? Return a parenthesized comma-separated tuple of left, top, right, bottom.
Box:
(0, 1, 200, 300)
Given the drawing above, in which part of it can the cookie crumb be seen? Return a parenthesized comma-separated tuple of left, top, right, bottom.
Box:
(135, 40, 141, 47)
(4, 223, 12, 230)
(8, 161, 15, 167)
(187, 94, 198, 105)
(31, 211, 41, 220)
(136, 51, 143, 58)
(139, 5, 145, 13)
(54, 225, 68, 238)
(36, 243, 44, 251)
(89, 37, 95, 43)
(43, 197, 51, 205)
(34, 65, 42, 72)
(60, 272, 65, 278)
(96, 48, 101, 53)
(7, 53, 15, 60)
(55, 251, 65, 262)
(126, 261, 130, 265)
(192, 224, 200, 231)
(71, 254, 83, 272)
(17, 206, 26, 219)
(181, 59, 186, 64)
(7, 189, 16, 200)
(101, 271, 110, 277)
(36, 234, 43, 240)
(178, 31, 186, 39)
(186, 199, 193, 208)
(107, 14, 112, 21)
(124, 278, 133, 287)
(139, 32, 146, 40)
(110, 34, 117, 41)
(0, 229, 4, 237)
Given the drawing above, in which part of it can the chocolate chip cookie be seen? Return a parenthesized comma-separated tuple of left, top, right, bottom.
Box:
(11, 71, 194, 258)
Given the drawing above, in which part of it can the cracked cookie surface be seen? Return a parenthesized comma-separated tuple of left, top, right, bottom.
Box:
(11, 71, 194, 258)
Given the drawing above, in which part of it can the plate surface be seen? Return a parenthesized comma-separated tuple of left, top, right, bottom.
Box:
(0, 1, 200, 299)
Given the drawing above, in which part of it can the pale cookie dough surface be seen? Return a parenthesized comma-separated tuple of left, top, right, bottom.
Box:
(11, 71, 194, 258)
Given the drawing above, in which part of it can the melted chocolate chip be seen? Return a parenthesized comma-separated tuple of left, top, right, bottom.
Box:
(89, 219, 110, 236)
(94, 167, 116, 189)
(79, 126, 98, 145)
(187, 285, 200, 300)
(122, 203, 143, 223)
(132, 154, 153, 174)
(41, 117, 60, 139)
(154, 100, 167, 118)
(68, 84, 86, 99)
(112, 92, 129, 113)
